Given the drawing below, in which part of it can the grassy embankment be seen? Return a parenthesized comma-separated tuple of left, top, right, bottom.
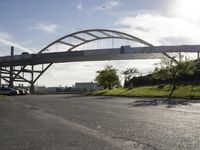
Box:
(91, 84, 200, 99)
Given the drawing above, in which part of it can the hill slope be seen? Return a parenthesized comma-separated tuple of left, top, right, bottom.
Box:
(91, 84, 200, 99)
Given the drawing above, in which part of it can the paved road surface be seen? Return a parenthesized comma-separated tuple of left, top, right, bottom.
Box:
(1, 95, 200, 150)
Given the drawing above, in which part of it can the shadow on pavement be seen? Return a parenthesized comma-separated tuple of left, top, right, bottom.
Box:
(96, 96, 114, 100)
(63, 95, 85, 99)
(129, 99, 200, 108)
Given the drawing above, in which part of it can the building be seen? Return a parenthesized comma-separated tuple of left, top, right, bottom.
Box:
(75, 82, 100, 91)
(34, 86, 65, 93)
(35, 86, 47, 93)
(47, 87, 65, 93)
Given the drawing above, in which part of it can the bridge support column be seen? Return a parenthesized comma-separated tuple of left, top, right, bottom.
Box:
(0, 67, 1, 87)
(30, 65, 35, 94)
(9, 46, 14, 88)
(30, 84, 35, 94)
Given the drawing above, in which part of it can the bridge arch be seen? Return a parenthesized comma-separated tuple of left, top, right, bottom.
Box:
(6, 29, 174, 93)
(38, 29, 153, 53)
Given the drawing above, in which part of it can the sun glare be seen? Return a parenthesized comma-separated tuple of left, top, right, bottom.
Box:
(174, 0, 200, 21)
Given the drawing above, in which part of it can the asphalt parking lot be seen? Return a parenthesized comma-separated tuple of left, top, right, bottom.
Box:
(1, 94, 200, 150)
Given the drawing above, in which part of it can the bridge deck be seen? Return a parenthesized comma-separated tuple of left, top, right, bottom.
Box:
(0, 45, 200, 67)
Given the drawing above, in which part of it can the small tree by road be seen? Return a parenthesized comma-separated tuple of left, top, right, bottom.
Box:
(95, 65, 120, 89)
(153, 57, 195, 99)
(122, 67, 139, 88)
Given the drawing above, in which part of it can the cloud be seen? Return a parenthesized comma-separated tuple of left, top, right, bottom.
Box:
(0, 32, 11, 40)
(31, 23, 58, 33)
(116, 13, 200, 45)
(76, 0, 83, 10)
(0, 32, 32, 53)
(103, 0, 120, 9)
(92, 0, 120, 11)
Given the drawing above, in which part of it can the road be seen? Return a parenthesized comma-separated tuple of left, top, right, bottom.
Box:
(1, 95, 200, 150)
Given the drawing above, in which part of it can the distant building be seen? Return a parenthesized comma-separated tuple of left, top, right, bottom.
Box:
(34, 86, 65, 93)
(47, 87, 65, 93)
(35, 86, 47, 93)
(75, 82, 100, 91)
(47, 87, 57, 93)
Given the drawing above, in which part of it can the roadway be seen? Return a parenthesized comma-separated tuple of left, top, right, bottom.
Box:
(0, 95, 200, 150)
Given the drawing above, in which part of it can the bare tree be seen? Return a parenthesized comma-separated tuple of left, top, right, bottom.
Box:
(123, 67, 139, 88)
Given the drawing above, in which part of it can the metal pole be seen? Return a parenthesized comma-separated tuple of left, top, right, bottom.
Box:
(9, 46, 14, 87)
(198, 52, 199, 59)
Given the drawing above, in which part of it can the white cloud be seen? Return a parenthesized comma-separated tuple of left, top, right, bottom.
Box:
(77, 0, 83, 10)
(0, 32, 11, 40)
(103, 0, 120, 9)
(116, 13, 200, 45)
(170, 0, 200, 24)
(92, 0, 120, 11)
(33, 23, 58, 33)
(0, 32, 32, 53)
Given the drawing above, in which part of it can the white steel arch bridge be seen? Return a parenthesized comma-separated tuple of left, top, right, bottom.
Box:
(0, 29, 200, 92)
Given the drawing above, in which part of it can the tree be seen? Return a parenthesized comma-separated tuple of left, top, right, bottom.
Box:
(123, 67, 139, 81)
(122, 67, 139, 88)
(153, 57, 195, 99)
(95, 65, 120, 89)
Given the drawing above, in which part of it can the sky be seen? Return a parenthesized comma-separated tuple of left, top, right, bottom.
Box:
(1, 0, 200, 87)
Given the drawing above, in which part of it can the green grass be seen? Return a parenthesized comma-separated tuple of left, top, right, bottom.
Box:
(91, 84, 200, 99)
(0, 95, 5, 99)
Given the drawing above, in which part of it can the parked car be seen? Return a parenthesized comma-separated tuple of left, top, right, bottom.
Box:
(24, 89, 30, 94)
(0, 86, 19, 96)
(13, 88, 25, 95)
